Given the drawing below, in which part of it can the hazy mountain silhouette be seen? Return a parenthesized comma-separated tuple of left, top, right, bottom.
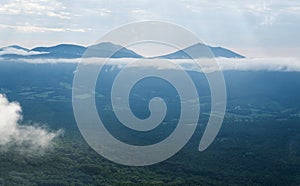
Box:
(0, 42, 244, 59)
(158, 43, 244, 59)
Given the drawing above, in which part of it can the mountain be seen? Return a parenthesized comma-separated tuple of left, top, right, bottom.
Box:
(0, 42, 244, 59)
(6, 45, 30, 52)
(31, 44, 86, 58)
(85, 42, 143, 58)
(0, 45, 33, 58)
(158, 43, 244, 59)
(0, 42, 142, 59)
(0, 45, 30, 53)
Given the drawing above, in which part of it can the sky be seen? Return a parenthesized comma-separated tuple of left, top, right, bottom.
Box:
(0, 0, 299, 57)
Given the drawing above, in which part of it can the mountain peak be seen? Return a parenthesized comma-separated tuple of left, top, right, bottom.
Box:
(88, 42, 123, 51)
(31, 44, 86, 52)
(86, 42, 142, 58)
(158, 43, 245, 59)
(2, 45, 29, 52)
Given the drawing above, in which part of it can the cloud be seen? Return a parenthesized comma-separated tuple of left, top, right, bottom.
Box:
(0, 94, 62, 154)
(7, 58, 82, 64)
(166, 57, 300, 73)
(0, 23, 87, 33)
(98, 8, 112, 17)
(6, 57, 300, 73)
(170, 57, 300, 72)
(0, 47, 47, 56)
(214, 57, 300, 72)
(0, 0, 70, 19)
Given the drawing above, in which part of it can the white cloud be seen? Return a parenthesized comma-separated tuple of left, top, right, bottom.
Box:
(0, 94, 62, 154)
(281, 6, 300, 15)
(98, 8, 112, 17)
(0, 23, 87, 33)
(163, 57, 300, 73)
(203, 57, 300, 72)
(0, 47, 47, 56)
(0, 0, 70, 19)
(6, 57, 300, 72)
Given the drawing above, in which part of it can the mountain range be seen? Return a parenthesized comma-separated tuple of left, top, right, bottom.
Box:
(0, 42, 244, 59)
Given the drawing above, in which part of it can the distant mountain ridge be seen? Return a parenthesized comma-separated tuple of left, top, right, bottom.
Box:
(0, 42, 245, 59)
(0, 43, 142, 59)
(6, 45, 30, 52)
(158, 43, 244, 59)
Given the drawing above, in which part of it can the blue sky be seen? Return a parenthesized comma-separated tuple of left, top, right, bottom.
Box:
(0, 0, 299, 57)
